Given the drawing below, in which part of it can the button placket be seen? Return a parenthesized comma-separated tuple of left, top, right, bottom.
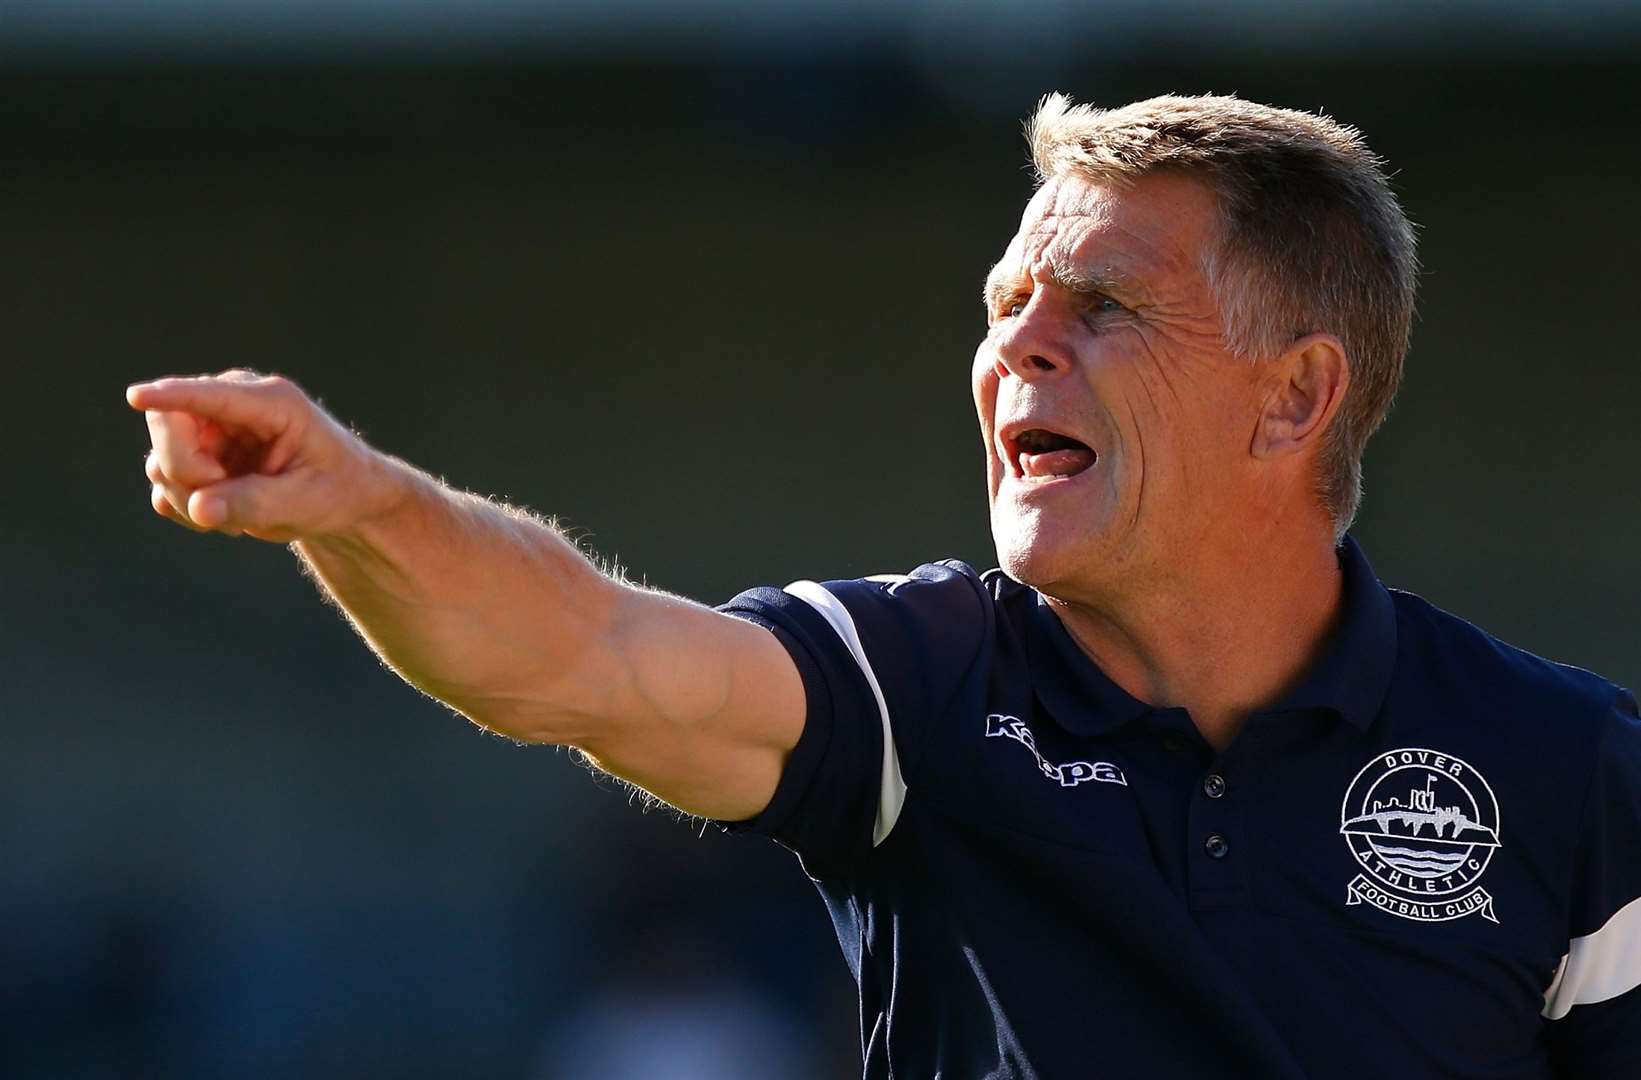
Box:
(1186, 757, 1246, 905)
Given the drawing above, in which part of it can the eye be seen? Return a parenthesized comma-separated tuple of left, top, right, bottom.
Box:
(992, 295, 1029, 321)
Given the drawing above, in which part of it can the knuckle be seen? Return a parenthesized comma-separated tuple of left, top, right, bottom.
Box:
(144, 452, 164, 483)
(263, 373, 304, 399)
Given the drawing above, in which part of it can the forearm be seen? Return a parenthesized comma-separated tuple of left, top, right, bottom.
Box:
(292, 453, 622, 742)
(129, 371, 804, 818)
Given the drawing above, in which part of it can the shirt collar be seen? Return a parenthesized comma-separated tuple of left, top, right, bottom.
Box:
(1027, 535, 1398, 736)
(1028, 590, 1154, 736)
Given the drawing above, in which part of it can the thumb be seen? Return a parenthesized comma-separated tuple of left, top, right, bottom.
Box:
(188, 473, 294, 535)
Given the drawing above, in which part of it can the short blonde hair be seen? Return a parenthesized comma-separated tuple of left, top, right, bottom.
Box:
(1027, 93, 1418, 537)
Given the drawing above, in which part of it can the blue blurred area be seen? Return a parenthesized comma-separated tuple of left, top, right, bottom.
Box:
(1, 8, 1638, 1079)
(4, 0, 1640, 62)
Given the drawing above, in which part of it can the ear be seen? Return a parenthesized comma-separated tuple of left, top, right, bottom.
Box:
(1251, 333, 1350, 460)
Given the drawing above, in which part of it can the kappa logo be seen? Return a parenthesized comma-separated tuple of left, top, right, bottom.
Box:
(1339, 747, 1502, 924)
(984, 714, 1127, 788)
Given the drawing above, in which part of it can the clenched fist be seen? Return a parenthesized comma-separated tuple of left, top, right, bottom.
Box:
(128, 369, 403, 542)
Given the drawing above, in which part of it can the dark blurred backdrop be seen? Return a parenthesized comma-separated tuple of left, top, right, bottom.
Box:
(2, 4, 1639, 1078)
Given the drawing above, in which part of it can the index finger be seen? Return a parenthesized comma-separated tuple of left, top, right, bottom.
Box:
(125, 376, 290, 438)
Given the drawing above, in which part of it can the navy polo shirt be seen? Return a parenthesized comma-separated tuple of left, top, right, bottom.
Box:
(718, 538, 1641, 1079)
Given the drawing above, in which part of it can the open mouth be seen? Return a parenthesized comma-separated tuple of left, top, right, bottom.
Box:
(1010, 428, 1098, 481)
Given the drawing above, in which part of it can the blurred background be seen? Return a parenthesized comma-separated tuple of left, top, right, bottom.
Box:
(2, 2, 1639, 1077)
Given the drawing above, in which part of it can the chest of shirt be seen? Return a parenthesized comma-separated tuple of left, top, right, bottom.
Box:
(899, 672, 1571, 1011)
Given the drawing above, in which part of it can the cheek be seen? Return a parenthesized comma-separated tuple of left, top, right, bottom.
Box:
(971, 347, 999, 412)
(1177, 372, 1262, 463)
(972, 349, 1001, 446)
(970, 353, 1003, 495)
(1117, 334, 1249, 458)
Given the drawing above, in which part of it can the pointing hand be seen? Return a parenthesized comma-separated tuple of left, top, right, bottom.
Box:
(128, 369, 399, 542)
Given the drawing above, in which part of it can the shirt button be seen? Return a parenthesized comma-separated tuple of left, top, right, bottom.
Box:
(1203, 773, 1227, 799)
(1204, 834, 1231, 859)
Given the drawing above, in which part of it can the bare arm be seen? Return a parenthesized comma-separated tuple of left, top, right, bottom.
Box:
(128, 370, 805, 821)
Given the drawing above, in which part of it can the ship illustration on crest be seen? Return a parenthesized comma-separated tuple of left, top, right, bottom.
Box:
(1341, 773, 1499, 877)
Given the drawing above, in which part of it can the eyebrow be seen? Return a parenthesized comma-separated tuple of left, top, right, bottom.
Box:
(983, 253, 1146, 311)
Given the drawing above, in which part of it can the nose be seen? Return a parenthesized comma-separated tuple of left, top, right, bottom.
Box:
(989, 292, 1069, 382)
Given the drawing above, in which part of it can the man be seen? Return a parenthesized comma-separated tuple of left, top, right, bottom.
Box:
(129, 93, 1639, 1077)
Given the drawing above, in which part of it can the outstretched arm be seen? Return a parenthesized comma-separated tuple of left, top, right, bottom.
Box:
(128, 370, 805, 821)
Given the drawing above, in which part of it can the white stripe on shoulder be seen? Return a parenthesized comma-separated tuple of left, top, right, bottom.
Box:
(1543, 893, 1641, 1019)
(783, 580, 908, 847)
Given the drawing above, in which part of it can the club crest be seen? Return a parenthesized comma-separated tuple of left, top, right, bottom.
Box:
(1339, 748, 1502, 924)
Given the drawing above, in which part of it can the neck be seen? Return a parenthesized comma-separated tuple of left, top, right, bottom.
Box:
(1046, 519, 1345, 752)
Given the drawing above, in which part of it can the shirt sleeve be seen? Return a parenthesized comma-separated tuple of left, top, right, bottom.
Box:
(714, 560, 991, 880)
(1543, 687, 1641, 1077)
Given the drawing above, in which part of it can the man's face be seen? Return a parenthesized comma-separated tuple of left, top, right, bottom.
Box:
(973, 171, 1268, 599)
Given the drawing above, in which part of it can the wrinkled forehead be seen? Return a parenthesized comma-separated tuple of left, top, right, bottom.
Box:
(991, 172, 1219, 298)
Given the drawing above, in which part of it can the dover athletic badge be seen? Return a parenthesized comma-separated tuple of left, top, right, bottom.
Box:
(1339, 748, 1502, 924)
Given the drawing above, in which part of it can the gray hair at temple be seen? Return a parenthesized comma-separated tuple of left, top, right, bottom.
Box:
(1027, 92, 1419, 538)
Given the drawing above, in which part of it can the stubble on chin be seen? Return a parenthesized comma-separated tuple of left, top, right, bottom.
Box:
(991, 506, 1054, 587)
(992, 501, 1121, 603)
